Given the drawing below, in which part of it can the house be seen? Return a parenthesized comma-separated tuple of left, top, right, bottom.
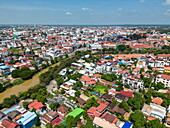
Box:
(80, 75, 96, 86)
(87, 104, 107, 117)
(41, 110, 62, 127)
(1, 119, 21, 128)
(57, 106, 69, 118)
(151, 97, 163, 105)
(0, 111, 8, 122)
(77, 98, 86, 106)
(93, 117, 118, 128)
(101, 93, 113, 102)
(16, 111, 37, 128)
(28, 101, 44, 112)
(6, 110, 22, 121)
(141, 103, 166, 120)
(155, 74, 170, 87)
(110, 106, 126, 116)
(115, 93, 129, 102)
(120, 91, 134, 98)
(100, 112, 118, 124)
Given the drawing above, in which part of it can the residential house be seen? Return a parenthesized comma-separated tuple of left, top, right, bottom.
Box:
(155, 74, 170, 87)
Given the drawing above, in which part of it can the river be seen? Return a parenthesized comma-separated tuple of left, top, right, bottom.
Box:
(0, 62, 60, 103)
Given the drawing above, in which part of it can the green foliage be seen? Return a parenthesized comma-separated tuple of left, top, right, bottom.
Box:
(12, 67, 35, 80)
(101, 73, 117, 82)
(22, 101, 30, 109)
(145, 119, 166, 128)
(75, 90, 81, 97)
(118, 101, 130, 112)
(128, 93, 145, 110)
(35, 117, 41, 126)
(66, 116, 77, 128)
(49, 102, 59, 111)
(112, 99, 118, 105)
(129, 110, 146, 128)
(12, 79, 24, 85)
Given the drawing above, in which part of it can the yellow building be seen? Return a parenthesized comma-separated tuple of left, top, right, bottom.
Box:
(164, 66, 170, 73)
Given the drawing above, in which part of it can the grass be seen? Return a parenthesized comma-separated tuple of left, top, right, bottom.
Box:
(94, 84, 110, 93)
(89, 95, 99, 100)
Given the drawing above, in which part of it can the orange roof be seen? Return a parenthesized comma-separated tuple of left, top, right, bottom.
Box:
(91, 74, 101, 78)
(28, 101, 44, 111)
(80, 75, 93, 82)
(152, 97, 163, 105)
(86, 80, 96, 85)
(158, 74, 170, 80)
(96, 104, 107, 112)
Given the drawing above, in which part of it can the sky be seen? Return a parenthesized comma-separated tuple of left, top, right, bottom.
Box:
(0, 0, 170, 25)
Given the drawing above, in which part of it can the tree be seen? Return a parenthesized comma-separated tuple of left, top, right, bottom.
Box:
(75, 91, 81, 97)
(20, 70, 33, 80)
(22, 101, 30, 109)
(145, 119, 166, 128)
(60, 89, 65, 94)
(49, 102, 59, 111)
(119, 101, 130, 112)
(0, 84, 4, 93)
(128, 93, 145, 110)
(66, 116, 77, 128)
(11, 69, 20, 78)
(129, 110, 146, 128)
(46, 124, 52, 128)
(35, 117, 41, 126)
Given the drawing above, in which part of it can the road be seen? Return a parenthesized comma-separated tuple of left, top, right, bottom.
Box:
(0, 62, 60, 103)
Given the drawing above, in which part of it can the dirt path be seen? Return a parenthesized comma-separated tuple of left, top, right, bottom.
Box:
(0, 62, 60, 103)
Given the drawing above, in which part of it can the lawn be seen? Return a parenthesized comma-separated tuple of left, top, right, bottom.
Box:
(93, 84, 110, 93)
(89, 95, 99, 100)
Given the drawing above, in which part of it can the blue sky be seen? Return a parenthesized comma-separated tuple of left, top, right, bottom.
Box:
(0, 0, 170, 25)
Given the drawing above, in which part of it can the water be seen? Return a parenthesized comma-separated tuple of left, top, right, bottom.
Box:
(0, 62, 60, 103)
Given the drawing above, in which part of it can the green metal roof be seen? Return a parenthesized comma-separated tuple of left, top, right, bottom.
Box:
(66, 108, 84, 118)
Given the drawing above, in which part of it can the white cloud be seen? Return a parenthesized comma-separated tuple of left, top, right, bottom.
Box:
(65, 12, 72, 15)
(117, 8, 123, 11)
(140, 0, 145, 3)
(163, 0, 170, 5)
(164, 9, 170, 15)
(81, 8, 92, 11)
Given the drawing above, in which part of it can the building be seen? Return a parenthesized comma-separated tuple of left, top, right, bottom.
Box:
(16, 111, 37, 128)
(155, 74, 170, 87)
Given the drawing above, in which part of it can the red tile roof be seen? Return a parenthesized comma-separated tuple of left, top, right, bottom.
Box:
(80, 75, 93, 82)
(1, 119, 20, 128)
(158, 74, 170, 80)
(120, 90, 133, 97)
(91, 74, 101, 78)
(96, 104, 107, 112)
(28, 101, 44, 111)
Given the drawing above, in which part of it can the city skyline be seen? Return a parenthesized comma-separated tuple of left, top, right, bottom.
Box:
(0, 0, 170, 25)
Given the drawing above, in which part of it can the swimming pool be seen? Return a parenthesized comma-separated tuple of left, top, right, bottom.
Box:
(3, 106, 20, 114)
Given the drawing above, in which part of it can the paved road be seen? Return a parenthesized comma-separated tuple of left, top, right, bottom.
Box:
(46, 80, 57, 92)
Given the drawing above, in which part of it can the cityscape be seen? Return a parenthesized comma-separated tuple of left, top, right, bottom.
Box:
(0, 0, 170, 128)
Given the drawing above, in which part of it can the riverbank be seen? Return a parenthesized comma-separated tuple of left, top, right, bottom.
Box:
(0, 62, 60, 103)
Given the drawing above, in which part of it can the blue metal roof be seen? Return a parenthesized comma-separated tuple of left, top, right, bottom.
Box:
(16, 111, 37, 126)
(122, 122, 132, 128)
(0, 66, 9, 70)
(5, 72, 11, 74)
(0, 63, 4, 66)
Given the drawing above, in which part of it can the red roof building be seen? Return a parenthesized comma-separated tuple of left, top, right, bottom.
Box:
(28, 101, 44, 111)
(120, 90, 134, 97)
(1, 119, 20, 128)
